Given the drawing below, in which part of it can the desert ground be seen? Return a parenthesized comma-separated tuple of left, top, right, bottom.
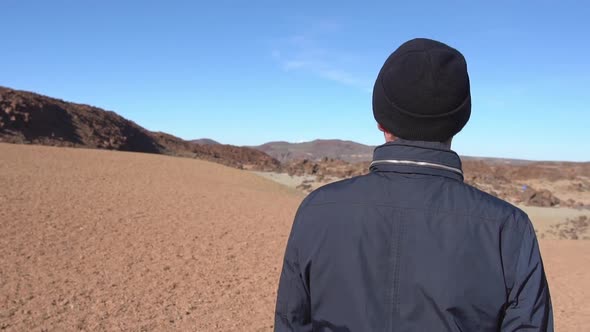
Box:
(1, 143, 589, 331)
(0, 143, 302, 331)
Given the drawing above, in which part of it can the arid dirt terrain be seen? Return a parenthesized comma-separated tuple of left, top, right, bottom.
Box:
(0, 143, 301, 331)
(1, 143, 589, 331)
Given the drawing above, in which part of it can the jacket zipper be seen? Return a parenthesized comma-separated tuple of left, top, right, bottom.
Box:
(370, 159, 463, 176)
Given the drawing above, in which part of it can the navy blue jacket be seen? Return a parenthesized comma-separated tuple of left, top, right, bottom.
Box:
(275, 140, 553, 331)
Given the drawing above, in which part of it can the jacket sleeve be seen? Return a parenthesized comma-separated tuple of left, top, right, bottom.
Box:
(274, 202, 312, 332)
(501, 215, 553, 332)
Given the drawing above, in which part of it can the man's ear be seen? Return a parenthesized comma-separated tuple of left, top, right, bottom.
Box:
(378, 123, 397, 142)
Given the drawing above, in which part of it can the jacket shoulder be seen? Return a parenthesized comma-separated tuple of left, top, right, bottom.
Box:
(298, 173, 531, 229)
(457, 181, 531, 227)
(300, 174, 373, 206)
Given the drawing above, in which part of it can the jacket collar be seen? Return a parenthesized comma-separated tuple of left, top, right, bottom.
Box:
(369, 139, 464, 181)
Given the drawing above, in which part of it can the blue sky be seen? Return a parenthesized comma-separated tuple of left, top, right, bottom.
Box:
(1, 1, 589, 161)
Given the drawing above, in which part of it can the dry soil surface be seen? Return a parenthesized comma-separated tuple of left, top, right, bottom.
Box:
(0, 143, 302, 331)
(1, 143, 588, 331)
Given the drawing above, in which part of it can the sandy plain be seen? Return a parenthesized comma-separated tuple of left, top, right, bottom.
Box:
(1, 143, 588, 331)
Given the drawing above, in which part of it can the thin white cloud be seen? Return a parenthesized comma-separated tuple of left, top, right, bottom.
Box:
(283, 60, 309, 71)
(317, 69, 361, 86)
(271, 22, 371, 91)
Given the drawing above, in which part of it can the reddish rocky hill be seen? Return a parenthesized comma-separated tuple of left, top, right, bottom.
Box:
(0, 86, 279, 171)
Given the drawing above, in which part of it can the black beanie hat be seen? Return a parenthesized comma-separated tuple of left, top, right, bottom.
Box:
(372, 38, 471, 142)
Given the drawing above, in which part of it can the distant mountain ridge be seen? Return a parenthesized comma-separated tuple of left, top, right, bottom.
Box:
(251, 139, 375, 162)
(191, 138, 220, 145)
(249, 139, 587, 165)
(0, 86, 280, 171)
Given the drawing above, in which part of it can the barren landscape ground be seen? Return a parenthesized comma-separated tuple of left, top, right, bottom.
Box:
(1, 143, 589, 331)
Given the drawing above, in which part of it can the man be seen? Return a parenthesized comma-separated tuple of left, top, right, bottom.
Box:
(274, 38, 553, 331)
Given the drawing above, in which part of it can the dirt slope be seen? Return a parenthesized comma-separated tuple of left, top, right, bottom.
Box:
(0, 143, 300, 331)
(539, 240, 590, 331)
(0, 143, 588, 330)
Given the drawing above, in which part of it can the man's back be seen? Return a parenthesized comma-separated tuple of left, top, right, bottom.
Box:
(275, 140, 552, 331)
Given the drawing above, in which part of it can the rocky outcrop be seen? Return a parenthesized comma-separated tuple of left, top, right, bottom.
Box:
(519, 187, 561, 207)
(547, 216, 589, 240)
(0, 86, 280, 171)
